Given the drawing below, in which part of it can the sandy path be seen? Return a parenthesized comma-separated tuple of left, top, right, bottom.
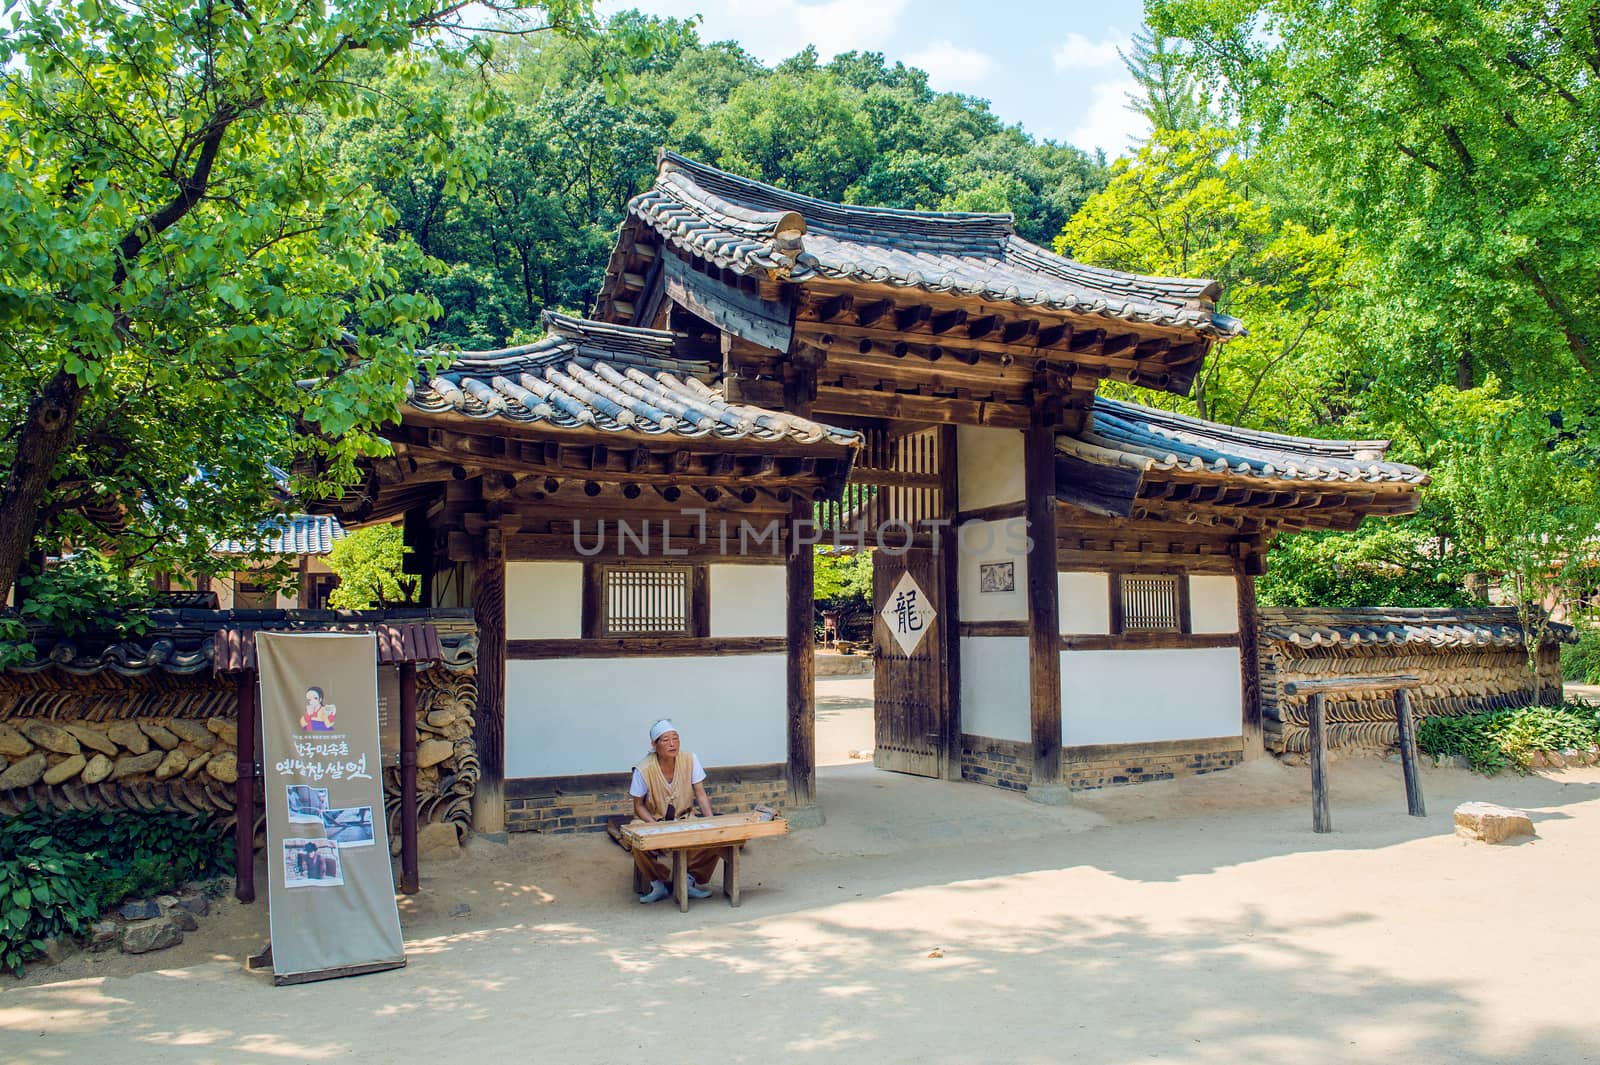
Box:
(4, 756, 1599, 1064)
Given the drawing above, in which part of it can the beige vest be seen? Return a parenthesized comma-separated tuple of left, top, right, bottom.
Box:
(636, 751, 697, 821)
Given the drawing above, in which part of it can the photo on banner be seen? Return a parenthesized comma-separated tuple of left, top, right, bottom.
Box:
(256, 631, 405, 984)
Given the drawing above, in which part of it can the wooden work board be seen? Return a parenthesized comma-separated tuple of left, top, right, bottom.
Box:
(620, 810, 789, 911)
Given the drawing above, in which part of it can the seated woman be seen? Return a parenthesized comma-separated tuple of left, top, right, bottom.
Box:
(630, 718, 720, 904)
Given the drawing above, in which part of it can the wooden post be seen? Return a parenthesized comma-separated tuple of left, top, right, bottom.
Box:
(939, 424, 962, 781)
(399, 662, 420, 893)
(786, 497, 817, 809)
(234, 673, 257, 903)
(1394, 688, 1426, 817)
(1236, 571, 1264, 760)
(1023, 427, 1063, 798)
(1309, 691, 1330, 833)
(471, 544, 507, 835)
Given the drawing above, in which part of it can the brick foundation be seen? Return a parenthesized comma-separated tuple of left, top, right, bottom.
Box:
(960, 734, 1244, 794)
(503, 763, 787, 833)
(959, 735, 1032, 791)
(1062, 736, 1243, 791)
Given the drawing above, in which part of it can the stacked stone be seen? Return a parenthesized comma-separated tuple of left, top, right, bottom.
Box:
(0, 717, 240, 813)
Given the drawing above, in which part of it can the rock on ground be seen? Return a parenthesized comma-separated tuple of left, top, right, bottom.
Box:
(87, 920, 122, 953)
(119, 899, 161, 921)
(1454, 801, 1536, 844)
(121, 917, 183, 955)
(418, 821, 462, 859)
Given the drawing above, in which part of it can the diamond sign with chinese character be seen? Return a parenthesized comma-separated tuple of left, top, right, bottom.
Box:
(880, 571, 937, 656)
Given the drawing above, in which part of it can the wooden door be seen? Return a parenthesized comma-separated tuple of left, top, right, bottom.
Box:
(873, 547, 945, 777)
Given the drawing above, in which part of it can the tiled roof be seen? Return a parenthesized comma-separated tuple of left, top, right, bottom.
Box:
(620, 151, 1244, 338)
(406, 312, 861, 450)
(214, 514, 346, 556)
(0, 609, 479, 678)
(1058, 397, 1430, 487)
(1259, 608, 1573, 649)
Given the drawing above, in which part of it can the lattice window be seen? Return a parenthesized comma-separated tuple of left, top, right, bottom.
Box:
(1119, 574, 1182, 632)
(600, 565, 695, 636)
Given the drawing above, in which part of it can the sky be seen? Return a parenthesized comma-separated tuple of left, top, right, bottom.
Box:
(596, 0, 1154, 157)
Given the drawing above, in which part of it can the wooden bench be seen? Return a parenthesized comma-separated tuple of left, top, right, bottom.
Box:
(621, 809, 789, 912)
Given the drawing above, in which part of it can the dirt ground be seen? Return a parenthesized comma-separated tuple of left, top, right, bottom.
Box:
(4, 686, 1600, 1064)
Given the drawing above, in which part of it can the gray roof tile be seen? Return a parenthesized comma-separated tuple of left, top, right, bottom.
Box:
(215, 514, 346, 556)
(621, 152, 1244, 338)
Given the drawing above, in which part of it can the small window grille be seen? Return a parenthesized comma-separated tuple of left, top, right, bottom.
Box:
(602, 565, 694, 636)
(1120, 574, 1181, 631)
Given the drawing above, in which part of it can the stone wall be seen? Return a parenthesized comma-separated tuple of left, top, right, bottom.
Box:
(0, 609, 480, 843)
(504, 764, 787, 834)
(959, 735, 1031, 792)
(1062, 738, 1243, 790)
(1260, 607, 1564, 754)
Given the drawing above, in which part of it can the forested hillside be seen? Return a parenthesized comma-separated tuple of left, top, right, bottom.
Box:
(330, 18, 1109, 349)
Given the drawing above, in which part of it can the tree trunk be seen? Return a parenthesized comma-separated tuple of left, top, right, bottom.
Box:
(0, 369, 86, 600)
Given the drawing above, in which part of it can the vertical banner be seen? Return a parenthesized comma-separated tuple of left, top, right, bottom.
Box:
(256, 632, 405, 985)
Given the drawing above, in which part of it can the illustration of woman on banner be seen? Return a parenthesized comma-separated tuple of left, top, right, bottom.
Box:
(301, 686, 338, 732)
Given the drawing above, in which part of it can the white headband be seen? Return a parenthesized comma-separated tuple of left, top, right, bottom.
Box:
(648, 719, 678, 743)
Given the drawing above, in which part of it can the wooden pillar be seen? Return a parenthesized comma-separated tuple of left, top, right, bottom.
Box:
(1237, 570, 1264, 760)
(1394, 689, 1426, 817)
(938, 425, 962, 781)
(470, 541, 507, 835)
(1309, 691, 1331, 833)
(1023, 427, 1063, 797)
(786, 497, 816, 808)
(399, 663, 420, 892)
(234, 673, 257, 903)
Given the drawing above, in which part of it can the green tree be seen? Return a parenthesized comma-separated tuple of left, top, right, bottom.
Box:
(325, 524, 418, 609)
(707, 69, 875, 202)
(1148, 0, 1600, 405)
(1056, 129, 1347, 428)
(814, 548, 873, 641)
(0, 0, 617, 601)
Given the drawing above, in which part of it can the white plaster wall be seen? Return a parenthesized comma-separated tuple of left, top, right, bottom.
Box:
(959, 636, 1031, 742)
(1061, 647, 1242, 746)
(1189, 575, 1239, 634)
(709, 564, 785, 637)
(957, 517, 1030, 621)
(956, 426, 1025, 511)
(1059, 572, 1111, 634)
(506, 561, 582, 640)
(505, 655, 787, 777)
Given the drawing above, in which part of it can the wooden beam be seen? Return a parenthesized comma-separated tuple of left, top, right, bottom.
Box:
(786, 495, 816, 809)
(664, 253, 794, 352)
(1024, 426, 1062, 795)
(470, 546, 507, 835)
(1237, 571, 1263, 761)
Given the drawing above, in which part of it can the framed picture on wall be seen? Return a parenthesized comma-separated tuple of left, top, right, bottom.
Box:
(979, 560, 1016, 594)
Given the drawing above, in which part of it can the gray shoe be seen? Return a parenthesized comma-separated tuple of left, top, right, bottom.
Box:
(685, 875, 712, 899)
(638, 880, 669, 903)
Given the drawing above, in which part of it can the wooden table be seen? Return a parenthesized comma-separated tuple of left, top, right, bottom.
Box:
(620, 809, 789, 912)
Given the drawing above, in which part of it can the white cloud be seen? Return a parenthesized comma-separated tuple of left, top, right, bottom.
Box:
(1069, 76, 1149, 156)
(603, 0, 910, 64)
(905, 41, 994, 91)
(1051, 30, 1126, 72)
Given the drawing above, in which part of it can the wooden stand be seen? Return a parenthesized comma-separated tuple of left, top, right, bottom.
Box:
(1283, 675, 1425, 833)
(622, 811, 789, 913)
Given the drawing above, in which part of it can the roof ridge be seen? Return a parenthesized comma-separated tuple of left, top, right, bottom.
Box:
(1093, 396, 1393, 460)
(657, 150, 1018, 241)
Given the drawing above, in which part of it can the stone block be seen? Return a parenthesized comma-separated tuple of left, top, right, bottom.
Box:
(182, 751, 211, 778)
(139, 722, 181, 751)
(205, 751, 238, 783)
(418, 821, 461, 859)
(417, 739, 454, 768)
(20, 721, 79, 755)
(81, 753, 114, 784)
(154, 748, 189, 781)
(0, 752, 49, 789)
(107, 722, 150, 755)
(88, 920, 122, 953)
(119, 899, 161, 921)
(0, 722, 32, 758)
(63, 724, 118, 757)
(1454, 801, 1535, 844)
(121, 917, 183, 954)
(175, 893, 209, 918)
(166, 720, 216, 748)
(206, 718, 237, 746)
(114, 751, 163, 779)
(43, 754, 87, 786)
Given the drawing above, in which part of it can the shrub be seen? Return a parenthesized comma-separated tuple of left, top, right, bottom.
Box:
(1417, 703, 1600, 774)
(0, 808, 229, 975)
(1561, 624, 1600, 684)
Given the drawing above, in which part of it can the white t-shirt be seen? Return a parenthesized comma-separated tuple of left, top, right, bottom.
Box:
(629, 754, 706, 799)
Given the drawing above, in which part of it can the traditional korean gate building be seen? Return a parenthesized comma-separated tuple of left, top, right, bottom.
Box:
(323, 152, 1426, 832)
